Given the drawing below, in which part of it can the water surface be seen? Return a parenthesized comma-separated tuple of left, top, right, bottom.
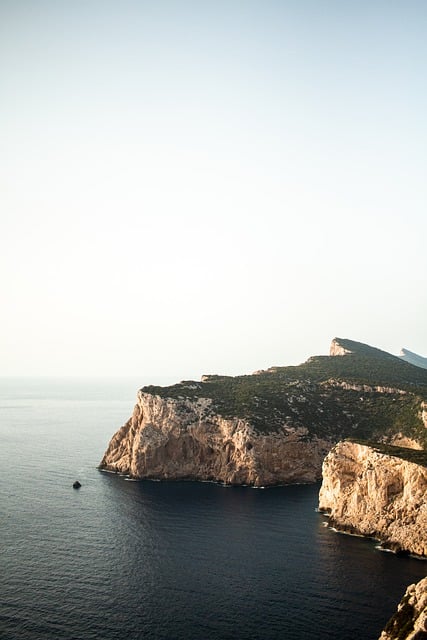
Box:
(1, 378, 425, 639)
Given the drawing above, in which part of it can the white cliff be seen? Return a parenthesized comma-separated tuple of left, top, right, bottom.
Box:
(329, 338, 353, 356)
(319, 441, 427, 556)
(99, 391, 332, 486)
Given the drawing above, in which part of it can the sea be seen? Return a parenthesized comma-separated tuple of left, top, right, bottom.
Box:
(1, 377, 426, 640)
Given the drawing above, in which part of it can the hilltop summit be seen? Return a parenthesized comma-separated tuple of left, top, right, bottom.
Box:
(330, 337, 402, 361)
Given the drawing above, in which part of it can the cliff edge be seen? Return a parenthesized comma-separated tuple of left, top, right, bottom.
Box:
(319, 440, 427, 556)
(99, 390, 330, 486)
(379, 577, 427, 640)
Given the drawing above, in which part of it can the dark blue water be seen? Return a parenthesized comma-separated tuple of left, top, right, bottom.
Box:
(1, 378, 426, 640)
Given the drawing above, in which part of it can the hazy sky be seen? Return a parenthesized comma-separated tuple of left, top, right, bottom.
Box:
(1, 1, 426, 378)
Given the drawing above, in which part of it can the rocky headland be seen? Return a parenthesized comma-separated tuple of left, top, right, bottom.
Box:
(100, 338, 427, 485)
(99, 390, 331, 485)
(319, 440, 427, 557)
(100, 338, 427, 638)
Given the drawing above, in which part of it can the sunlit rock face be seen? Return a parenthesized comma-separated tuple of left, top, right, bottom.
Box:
(379, 577, 427, 640)
(99, 391, 332, 486)
(319, 441, 427, 557)
(329, 338, 353, 356)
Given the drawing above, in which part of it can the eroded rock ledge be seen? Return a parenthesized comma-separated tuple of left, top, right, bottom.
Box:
(319, 441, 427, 557)
(99, 391, 331, 486)
(379, 577, 427, 640)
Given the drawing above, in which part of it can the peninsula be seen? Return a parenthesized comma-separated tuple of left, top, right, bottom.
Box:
(99, 338, 427, 485)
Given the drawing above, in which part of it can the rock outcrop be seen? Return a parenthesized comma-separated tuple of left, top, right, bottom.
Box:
(319, 441, 427, 556)
(329, 338, 353, 356)
(379, 577, 427, 640)
(99, 391, 331, 486)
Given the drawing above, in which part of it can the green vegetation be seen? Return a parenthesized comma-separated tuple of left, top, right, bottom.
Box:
(141, 338, 427, 445)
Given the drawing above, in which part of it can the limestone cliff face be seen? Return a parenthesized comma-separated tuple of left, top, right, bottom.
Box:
(99, 391, 332, 486)
(379, 577, 427, 640)
(329, 338, 353, 356)
(319, 441, 427, 556)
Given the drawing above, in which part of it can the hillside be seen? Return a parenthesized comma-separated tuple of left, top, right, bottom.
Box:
(141, 338, 427, 447)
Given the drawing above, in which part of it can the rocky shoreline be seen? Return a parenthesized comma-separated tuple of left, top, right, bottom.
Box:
(99, 337, 427, 638)
(318, 440, 427, 638)
(99, 390, 332, 486)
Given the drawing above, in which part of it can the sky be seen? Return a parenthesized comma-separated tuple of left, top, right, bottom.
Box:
(1, 0, 426, 379)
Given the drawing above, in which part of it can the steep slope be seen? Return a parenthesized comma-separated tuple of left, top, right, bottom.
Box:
(330, 337, 401, 361)
(379, 577, 427, 640)
(99, 392, 330, 485)
(319, 440, 427, 556)
(100, 338, 427, 485)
